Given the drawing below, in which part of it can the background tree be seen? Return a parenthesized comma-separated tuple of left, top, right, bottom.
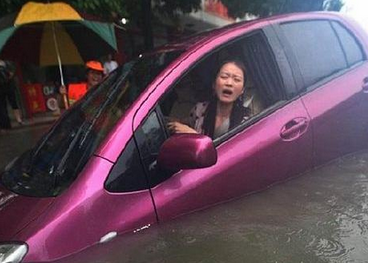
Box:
(0, 0, 343, 51)
(0, 0, 201, 51)
(221, 0, 343, 19)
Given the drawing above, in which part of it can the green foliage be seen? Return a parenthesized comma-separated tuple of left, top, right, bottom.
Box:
(221, 0, 344, 18)
(0, 0, 343, 21)
(70, 0, 129, 20)
(325, 0, 344, 11)
(0, 0, 201, 26)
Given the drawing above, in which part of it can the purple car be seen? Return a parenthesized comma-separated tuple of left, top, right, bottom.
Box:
(1, 12, 368, 262)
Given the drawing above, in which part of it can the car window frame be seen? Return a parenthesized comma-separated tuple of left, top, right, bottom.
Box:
(157, 27, 297, 147)
(272, 18, 368, 95)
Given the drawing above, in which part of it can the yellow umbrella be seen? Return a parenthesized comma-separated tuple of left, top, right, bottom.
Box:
(40, 22, 84, 66)
(14, 2, 82, 25)
(16, 2, 85, 85)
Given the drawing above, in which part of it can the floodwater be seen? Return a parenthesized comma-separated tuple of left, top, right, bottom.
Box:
(1, 126, 368, 263)
(58, 151, 368, 263)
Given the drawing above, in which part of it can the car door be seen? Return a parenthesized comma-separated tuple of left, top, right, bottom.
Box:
(274, 18, 368, 166)
(133, 28, 314, 222)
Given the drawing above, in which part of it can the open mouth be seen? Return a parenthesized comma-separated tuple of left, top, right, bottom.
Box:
(222, 89, 233, 96)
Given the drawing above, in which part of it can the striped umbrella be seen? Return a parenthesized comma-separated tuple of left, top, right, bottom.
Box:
(0, 1, 117, 108)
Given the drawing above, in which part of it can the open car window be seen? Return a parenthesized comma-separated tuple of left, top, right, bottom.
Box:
(160, 30, 287, 144)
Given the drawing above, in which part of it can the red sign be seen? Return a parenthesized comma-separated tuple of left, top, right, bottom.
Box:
(23, 83, 46, 114)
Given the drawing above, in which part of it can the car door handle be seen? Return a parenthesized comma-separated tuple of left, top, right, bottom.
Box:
(280, 117, 309, 141)
(362, 76, 368, 93)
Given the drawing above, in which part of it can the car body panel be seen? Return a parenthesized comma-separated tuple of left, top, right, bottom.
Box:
(145, 99, 313, 221)
(14, 156, 156, 262)
(299, 63, 368, 165)
(0, 186, 54, 240)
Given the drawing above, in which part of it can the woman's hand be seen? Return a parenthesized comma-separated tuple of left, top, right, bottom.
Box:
(167, 121, 197, 134)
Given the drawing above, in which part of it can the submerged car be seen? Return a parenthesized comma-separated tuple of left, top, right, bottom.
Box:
(1, 12, 368, 262)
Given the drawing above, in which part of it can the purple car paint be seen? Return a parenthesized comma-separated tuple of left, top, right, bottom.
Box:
(0, 186, 54, 239)
(1, 12, 368, 262)
(15, 156, 157, 262)
(158, 134, 217, 170)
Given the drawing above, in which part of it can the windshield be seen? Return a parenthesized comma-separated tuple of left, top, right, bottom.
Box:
(1, 50, 183, 197)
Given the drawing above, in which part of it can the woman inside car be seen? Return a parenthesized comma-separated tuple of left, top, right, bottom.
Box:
(167, 59, 250, 139)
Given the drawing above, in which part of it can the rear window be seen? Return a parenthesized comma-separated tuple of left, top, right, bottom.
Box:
(331, 21, 365, 67)
(281, 20, 347, 88)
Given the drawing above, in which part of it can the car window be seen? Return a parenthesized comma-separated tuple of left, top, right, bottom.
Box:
(105, 110, 171, 192)
(105, 136, 148, 192)
(331, 21, 365, 67)
(160, 30, 287, 143)
(280, 20, 347, 89)
(135, 110, 173, 187)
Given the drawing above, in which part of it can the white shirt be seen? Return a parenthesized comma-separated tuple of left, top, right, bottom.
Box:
(103, 60, 118, 74)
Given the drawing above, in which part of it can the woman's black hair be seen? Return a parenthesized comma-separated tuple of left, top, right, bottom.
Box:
(202, 59, 249, 139)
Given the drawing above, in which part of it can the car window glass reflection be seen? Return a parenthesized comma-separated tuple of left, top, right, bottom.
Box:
(1, 51, 183, 197)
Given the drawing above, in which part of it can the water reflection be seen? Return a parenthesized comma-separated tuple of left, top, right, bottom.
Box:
(55, 151, 368, 263)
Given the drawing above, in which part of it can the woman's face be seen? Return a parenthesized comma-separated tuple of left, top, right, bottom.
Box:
(214, 62, 245, 104)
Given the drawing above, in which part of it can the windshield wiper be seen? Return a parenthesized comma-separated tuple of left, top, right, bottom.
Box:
(52, 123, 87, 188)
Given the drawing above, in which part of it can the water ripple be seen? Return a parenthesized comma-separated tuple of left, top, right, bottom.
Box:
(308, 237, 349, 260)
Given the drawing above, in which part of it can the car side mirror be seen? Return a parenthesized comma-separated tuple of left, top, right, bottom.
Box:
(157, 134, 217, 170)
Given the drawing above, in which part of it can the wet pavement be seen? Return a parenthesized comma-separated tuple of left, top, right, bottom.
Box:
(0, 124, 50, 169)
(1, 126, 368, 262)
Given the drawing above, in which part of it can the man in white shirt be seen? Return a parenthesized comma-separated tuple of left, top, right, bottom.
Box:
(103, 54, 118, 75)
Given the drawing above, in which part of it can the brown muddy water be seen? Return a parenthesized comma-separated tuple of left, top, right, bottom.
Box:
(56, 151, 368, 263)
